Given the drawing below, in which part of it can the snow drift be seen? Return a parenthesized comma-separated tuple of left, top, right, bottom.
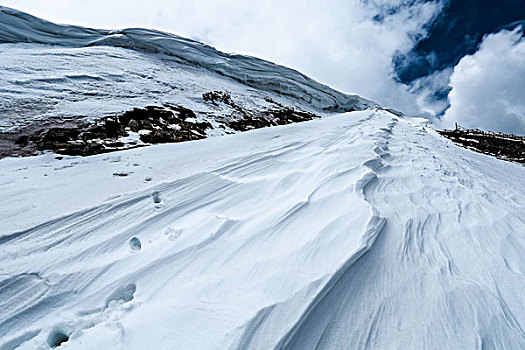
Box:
(1, 110, 525, 349)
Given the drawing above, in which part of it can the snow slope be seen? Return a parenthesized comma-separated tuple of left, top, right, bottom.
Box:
(1, 110, 525, 349)
(0, 6, 377, 132)
(0, 43, 299, 132)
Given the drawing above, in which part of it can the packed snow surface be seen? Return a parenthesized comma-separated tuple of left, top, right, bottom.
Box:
(1, 110, 525, 349)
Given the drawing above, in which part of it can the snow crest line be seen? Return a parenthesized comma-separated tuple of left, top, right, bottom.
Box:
(274, 116, 396, 350)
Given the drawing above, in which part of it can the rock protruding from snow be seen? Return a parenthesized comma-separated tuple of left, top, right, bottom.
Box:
(1, 103, 320, 158)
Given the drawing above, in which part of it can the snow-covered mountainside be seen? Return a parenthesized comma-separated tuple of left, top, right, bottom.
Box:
(1, 6, 525, 350)
(1, 110, 525, 349)
(0, 6, 376, 133)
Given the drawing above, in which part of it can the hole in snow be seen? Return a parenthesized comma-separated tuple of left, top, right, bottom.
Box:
(129, 237, 141, 251)
(105, 283, 136, 308)
(152, 192, 162, 204)
(47, 329, 69, 348)
(113, 172, 131, 177)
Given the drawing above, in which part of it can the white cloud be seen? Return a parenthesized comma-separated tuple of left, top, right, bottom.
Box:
(1, 0, 445, 115)
(443, 28, 525, 134)
(410, 67, 453, 118)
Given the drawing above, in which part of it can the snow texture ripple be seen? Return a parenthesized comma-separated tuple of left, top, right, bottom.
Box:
(1, 111, 525, 349)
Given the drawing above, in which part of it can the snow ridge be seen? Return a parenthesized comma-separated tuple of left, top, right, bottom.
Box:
(275, 116, 396, 350)
(225, 114, 394, 349)
(0, 6, 377, 113)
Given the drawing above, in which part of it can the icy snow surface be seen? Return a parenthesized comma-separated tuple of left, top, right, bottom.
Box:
(1, 110, 525, 349)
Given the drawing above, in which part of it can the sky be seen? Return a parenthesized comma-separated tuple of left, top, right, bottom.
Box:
(2, 0, 525, 134)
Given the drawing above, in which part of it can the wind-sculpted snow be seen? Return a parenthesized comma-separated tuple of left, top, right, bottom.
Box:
(1, 110, 525, 349)
(279, 118, 525, 349)
(0, 111, 384, 349)
(0, 6, 377, 116)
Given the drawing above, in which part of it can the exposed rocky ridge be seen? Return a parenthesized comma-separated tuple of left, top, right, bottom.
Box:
(438, 128, 525, 164)
(2, 92, 320, 158)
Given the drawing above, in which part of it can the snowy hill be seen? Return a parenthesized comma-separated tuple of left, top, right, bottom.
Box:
(0, 5, 379, 159)
(1, 6, 525, 350)
(0, 6, 376, 132)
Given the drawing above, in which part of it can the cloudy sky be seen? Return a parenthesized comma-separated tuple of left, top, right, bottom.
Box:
(3, 0, 525, 133)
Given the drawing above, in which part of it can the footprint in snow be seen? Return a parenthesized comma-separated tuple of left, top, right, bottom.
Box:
(113, 171, 132, 177)
(47, 328, 70, 348)
(129, 237, 142, 251)
(152, 192, 162, 207)
(105, 283, 137, 308)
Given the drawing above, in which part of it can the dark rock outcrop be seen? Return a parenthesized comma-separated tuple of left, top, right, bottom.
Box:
(1, 94, 321, 158)
(438, 128, 525, 164)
